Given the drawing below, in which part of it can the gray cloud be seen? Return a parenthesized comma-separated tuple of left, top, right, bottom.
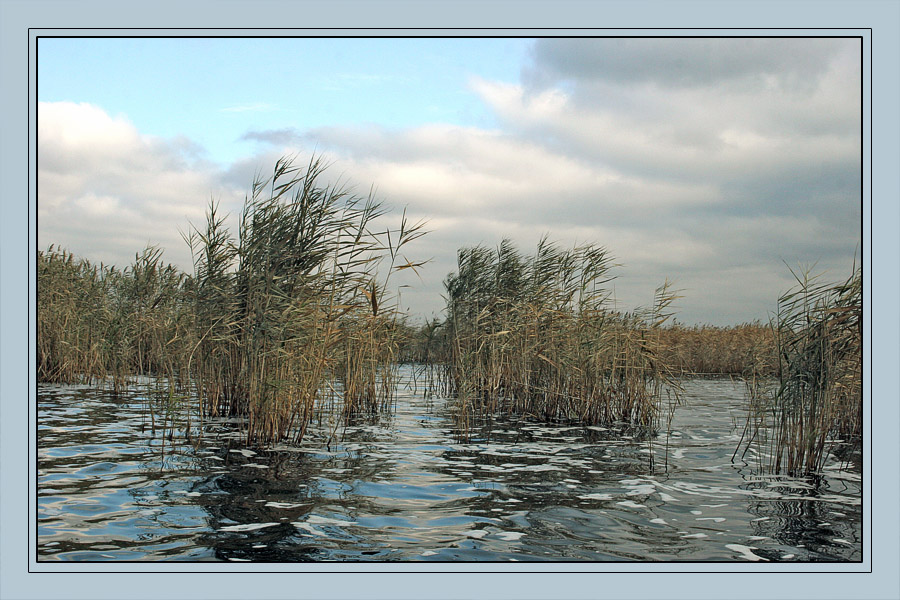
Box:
(526, 38, 853, 90)
(239, 127, 302, 146)
(299, 40, 860, 324)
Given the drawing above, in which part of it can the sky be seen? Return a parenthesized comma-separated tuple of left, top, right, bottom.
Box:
(37, 37, 862, 326)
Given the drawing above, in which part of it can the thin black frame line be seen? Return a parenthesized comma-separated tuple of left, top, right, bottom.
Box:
(28, 24, 34, 578)
(28, 32, 870, 572)
(30, 33, 870, 573)
(865, 31, 872, 573)
(30, 34, 869, 40)
(27, 41, 869, 573)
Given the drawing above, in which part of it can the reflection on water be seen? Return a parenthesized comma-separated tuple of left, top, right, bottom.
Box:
(37, 369, 862, 562)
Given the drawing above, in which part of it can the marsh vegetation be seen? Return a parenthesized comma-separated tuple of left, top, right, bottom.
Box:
(39, 156, 426, 447)
(429, 239, 683, 441)
(38, 155, 862, 479)
(738, 264, 862, 476)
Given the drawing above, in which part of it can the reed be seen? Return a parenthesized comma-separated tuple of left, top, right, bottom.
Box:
(655, 322, 777, 377)
(38, 246, 109, 384)
(38, 155, 426, 446)
(738, 262, 862, 476)
(37, 245, 190, 390)
(436, 237, 682, 435)
(183, 155, 426, 444)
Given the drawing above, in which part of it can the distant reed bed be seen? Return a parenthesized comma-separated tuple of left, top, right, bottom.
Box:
(425, 238, 682, 436)
(37, 245, 191, 394)
(655, 322, 777, 377)
(38, 155, 425, 445)
(738, 263, 862, 476)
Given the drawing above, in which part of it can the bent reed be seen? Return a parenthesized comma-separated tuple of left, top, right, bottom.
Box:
(38, 155, 426, 446)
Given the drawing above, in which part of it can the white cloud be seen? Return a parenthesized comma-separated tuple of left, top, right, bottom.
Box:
(38, 101, 244, 270)
(470, 75, 859, 185)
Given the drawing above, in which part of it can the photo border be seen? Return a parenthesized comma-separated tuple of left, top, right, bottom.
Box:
(3, 2, 897, 599)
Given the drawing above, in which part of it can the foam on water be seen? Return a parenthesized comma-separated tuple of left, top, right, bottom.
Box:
(219, 523, 281, 532)
(725, 544, 768, 561)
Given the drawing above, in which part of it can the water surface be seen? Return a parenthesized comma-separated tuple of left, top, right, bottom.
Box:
(37, 369, 862, 562)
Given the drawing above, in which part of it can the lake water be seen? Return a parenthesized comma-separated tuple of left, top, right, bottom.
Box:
(37, 367, 862, 562)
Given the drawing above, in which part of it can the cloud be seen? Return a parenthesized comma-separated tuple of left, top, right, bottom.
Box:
(470, 73, 859, 184)
(239, 127, 301, 146)
(235, 121, 724, 319)
(38, 101, 245, 270)
(39, 38, 861, 326)
(282, 39, 861, 324)
(525, 38, 853, 89)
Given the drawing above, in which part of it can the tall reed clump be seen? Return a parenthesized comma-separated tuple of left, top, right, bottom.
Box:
(183, 155, 425, 445)
(738, 262, 862, 476)
(38, 155, 425, 446)
(439, 237, 681, 434)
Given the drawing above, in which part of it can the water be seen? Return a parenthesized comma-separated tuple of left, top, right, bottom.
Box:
(37, 368, 862, 562)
